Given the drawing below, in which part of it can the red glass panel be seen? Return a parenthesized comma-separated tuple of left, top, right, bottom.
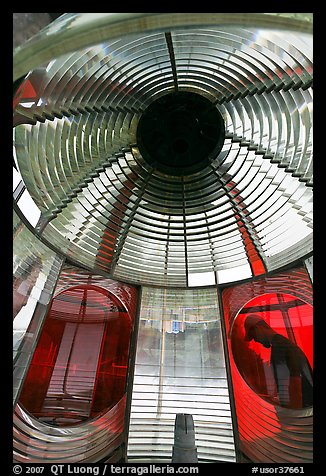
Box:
(225, 180, 266, 277)
(19, 285, 133, 426)
(222, 267, 313, 462)
(13, 78, 37, 109)
(230, 292, 313, 409)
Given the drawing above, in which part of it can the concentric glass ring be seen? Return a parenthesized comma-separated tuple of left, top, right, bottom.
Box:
(13, 13, 313, 288)
(13, 11, 313, 465)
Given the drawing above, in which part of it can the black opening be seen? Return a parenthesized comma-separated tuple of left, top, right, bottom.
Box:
(136, 91, 225, 176)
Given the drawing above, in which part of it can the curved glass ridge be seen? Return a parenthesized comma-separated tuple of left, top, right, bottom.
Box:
(127, 286, 236, 463)
(13, 13, 313, 287)
(13, 265, 139, 463)
(222, 266, 313, 463)
(12, 13, 313, 465)
(13, 13, 312, 82)
(19, 285, 132, 426)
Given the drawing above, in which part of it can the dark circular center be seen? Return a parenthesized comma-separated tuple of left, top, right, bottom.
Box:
(173, 137, 189, 154)
(136, 91, 225, 176)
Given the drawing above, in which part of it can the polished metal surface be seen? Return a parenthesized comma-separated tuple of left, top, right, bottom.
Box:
(127, 287, 236, 463)
(13, 13, 313, 288)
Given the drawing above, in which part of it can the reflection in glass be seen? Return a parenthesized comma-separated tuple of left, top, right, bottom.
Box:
(231, 293, 313, 409)
(19, 285, 132, 426)
(222, 267, 313, 463)
(13, 210, 63, 405)
(13, 17, 313, 288)
(127, 287, 236, 463)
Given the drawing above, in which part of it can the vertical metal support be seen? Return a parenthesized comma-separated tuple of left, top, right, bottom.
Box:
(182, 178, 189, 287)
(217, 285, 242, 462)
(123, 285, 143, 463)
(164, 32, 178, 92)
(304, 256, 313, 284)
